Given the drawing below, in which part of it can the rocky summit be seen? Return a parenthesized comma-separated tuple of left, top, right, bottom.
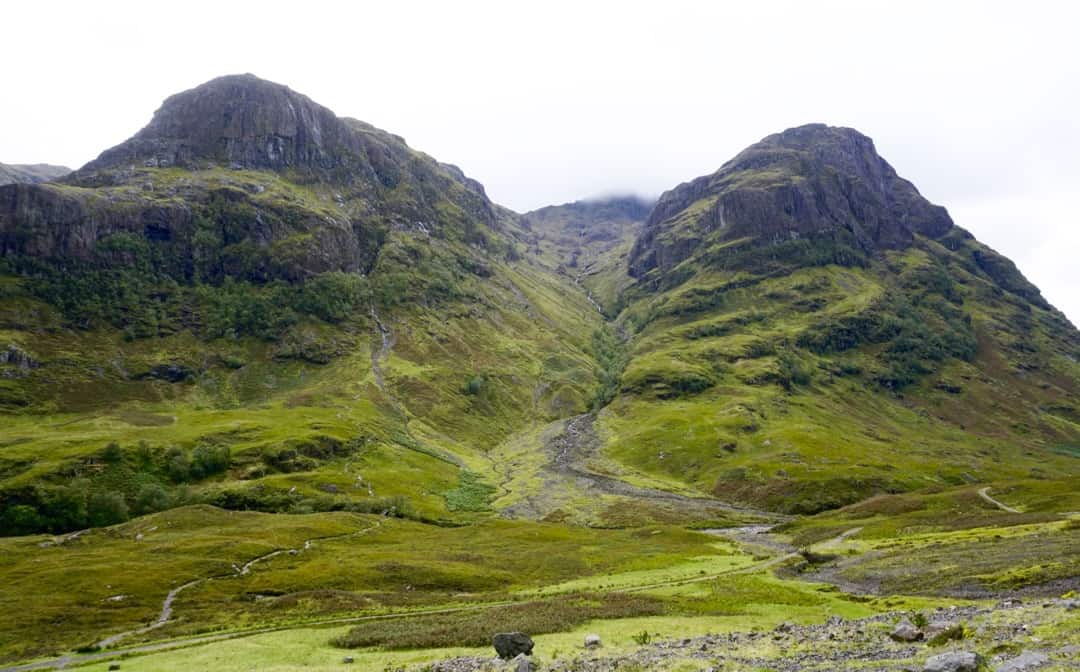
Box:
(0, 75, 1077, 672)
(629, 124, 954, 279)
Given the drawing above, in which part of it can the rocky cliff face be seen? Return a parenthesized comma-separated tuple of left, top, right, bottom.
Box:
(0, 163, 70, 186)
(628, 124, 955, 280)
(0, 74, 499, 281)
(82, 74, 398, 175)
(523, 196, 653, 314)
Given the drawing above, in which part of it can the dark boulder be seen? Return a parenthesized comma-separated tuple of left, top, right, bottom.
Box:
(493, 632, 534, 659)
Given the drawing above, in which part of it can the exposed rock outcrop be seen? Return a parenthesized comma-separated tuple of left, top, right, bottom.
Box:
(0, 74, 499, 283)
(629, 124, 955, 280)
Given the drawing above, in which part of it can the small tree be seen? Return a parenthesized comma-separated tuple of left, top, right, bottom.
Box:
(463, 375, 484, 396)
(88, 492, 129, 527)
(134, 483, 171, 515)
(0, 505, 42, 535)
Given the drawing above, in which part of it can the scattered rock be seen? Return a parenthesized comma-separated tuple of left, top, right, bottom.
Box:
(584, 633, 602, 649)
(995, 651, 1050, 672)
(510, 653, 536, 672)
(342, 656, 354, 664)
(493, 632, 534, 660)
(0, 344, 38, 371)
(924, 651, 984, 672)
(924, 620, 959, 638)
(890, 618, 924, 642)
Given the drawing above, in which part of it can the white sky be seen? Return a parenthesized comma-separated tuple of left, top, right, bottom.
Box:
(3, 0, 1078, 323)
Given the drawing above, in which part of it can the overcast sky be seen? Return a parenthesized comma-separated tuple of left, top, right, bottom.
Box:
(3, 1, 1077, 323)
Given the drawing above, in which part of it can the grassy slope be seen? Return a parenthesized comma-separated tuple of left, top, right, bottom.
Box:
(0, 169, 608, 522)
(1, 161, 1079, 670)
(599, 243, 1080, 513)
(0, 507, 725, 661)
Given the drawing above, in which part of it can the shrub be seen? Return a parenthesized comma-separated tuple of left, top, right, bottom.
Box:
(332, 593, 664, 650)
(928, 624, 966, 646)
(166, 448, 192, 483)
(591, 326, 629, 409)
(463, 376, 484, 396)
(87, 491, 129, 527)
(776, 351, 812, 391)
(0, 505, 42, 535)
(133, 483, 172, 515)
(191, 444, 231, 479)
(101, 442, 125, 464)
(631, 630, 653, 646)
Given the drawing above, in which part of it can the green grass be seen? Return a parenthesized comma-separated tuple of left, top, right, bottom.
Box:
(0, 509, 722, 662)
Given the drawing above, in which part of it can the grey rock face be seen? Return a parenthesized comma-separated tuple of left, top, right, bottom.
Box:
(889, 618, 924, 642)
(995, 651, 1050, 672)
(493, 632, 534, 660)
(924, 651, 984, 672)
(0, 345, 38, 371)
(82, 74, 369, 173)
(511, 653, 537, 672)
(628, 124, 956, 279)
(0, 74, 500, 285)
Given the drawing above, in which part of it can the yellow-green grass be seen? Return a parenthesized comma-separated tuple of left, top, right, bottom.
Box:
(0, 240, 608, 530)
(792, 517, 1080, 596)
(0, 508, 722, 662)
(781, 480, 1080, 545)
(65, 566, 954, 672)
(0, 507, 373, 662)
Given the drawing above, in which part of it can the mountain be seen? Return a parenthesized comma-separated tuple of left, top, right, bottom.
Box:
(3, 73, 500, 279)
(611, 124, 1079, 512)
(0, 74, 605, 536)
(0, 79, 1078, 667)
(0, 162, 70, 186)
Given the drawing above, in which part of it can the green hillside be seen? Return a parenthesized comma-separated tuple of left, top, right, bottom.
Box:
(0, 78, 1077, 670)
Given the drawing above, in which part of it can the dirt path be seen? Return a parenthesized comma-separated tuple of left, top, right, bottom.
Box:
(979, 486, 1021, 514)
(93, 518, 387, 650)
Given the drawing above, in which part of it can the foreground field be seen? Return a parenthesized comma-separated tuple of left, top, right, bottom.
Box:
(2, 489, 1078, 671)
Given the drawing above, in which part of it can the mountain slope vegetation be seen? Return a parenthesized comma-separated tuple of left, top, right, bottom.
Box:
(0, 76, 1078, 669)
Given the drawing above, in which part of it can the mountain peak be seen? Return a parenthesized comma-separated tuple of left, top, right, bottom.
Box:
(80, 73, 363, 174)
(629, 124, 955, 280)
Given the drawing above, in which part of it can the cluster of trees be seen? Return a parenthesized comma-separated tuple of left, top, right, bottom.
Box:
(0, 441, 231, 536)
(4, 247, 373, 342)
